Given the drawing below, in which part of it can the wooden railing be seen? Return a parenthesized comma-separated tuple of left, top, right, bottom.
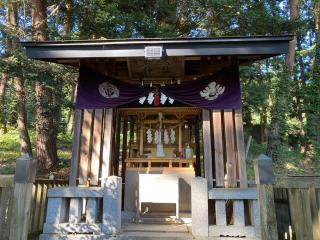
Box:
(273, 176, 320, 240)
(0, 176, 69, 240)
(125, 157, 195, 169)
(0, 175, 14, 240)
(29, 179, 69, 239)
(39, 176, 122, 239)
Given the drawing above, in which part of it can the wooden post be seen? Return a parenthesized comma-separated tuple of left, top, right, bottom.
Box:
(112, 109, 121, 176)
(101, 108, 114, 185)
(69, 109, 82, 186)
(254, 154, 277, 240)
(202, 110, 213, 188)
(212, 110, 224, 187)
(90, 109, 103, 185)
(139, 124, 144, 156)
(194, 117, 201, 176)
(224, 110, 237, 188)
(178, 124, 182, 152)
(234, 110, 248, 188)
(121, 116, 128, 179)
(79, 109, 94, 185)
(9, 154, 36, 240)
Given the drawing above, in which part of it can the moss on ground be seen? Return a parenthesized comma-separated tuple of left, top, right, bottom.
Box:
(0, 130, 72, 175)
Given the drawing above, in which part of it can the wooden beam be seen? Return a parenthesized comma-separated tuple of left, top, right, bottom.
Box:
(101, 109, 113, 185)
(69, 109, 82, 186)
(212, 110, 224, 187)
(275, 176, 320, 188)
(257, 185, 278, 240)
(234, 110, 247, 188)
(202, 110, 213, 188)
(224, 110, 237, 188)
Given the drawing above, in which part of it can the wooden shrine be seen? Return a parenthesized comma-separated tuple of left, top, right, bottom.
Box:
(21, 36, 293, 239)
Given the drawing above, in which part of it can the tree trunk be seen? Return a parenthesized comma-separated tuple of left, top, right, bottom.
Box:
(305, 0, 320, 158)
(31, 0, 58, 169)
(296, 37, 307, 153)
(178, 0, 189, 37)
(62, 0, 73, 38)
(266, 0, 298, 160)
(260, 106, 267, 143)
(285, 0, 298, 73)
(35, 80, 57, 169)
(14, 77, 33, 156)
(31, 0, 47, 41)
(8, 0, 33, 154)
(67, 83, 76, 133)
(0, 72, 7, 98)
(0, 72, 8, 133)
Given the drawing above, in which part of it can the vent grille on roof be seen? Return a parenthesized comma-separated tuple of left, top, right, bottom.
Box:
(145, 46, 162, 59)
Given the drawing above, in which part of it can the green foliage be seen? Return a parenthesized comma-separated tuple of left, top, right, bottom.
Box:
(305, 45, 320, 159)
(0, 130, 72, 173)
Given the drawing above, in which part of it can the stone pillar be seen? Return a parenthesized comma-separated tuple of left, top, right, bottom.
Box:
(191, 177, 209, 237)
(102, 176, 122, 235)
(9, 154, 36, 240)
(254, 154, 277, 240)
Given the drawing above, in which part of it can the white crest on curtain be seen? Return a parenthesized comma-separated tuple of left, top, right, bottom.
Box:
(200, 81, 225, 101)
(98, 82, 119, 98)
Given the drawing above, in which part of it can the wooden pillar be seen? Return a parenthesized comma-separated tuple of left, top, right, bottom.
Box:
(194, 117, 201, 177)
(112, 110, 121, 177)
(254, 154, 277, 240)
(69, 109, 82, 186)
(202, 109, 213, 188)
(121, 116, 128, 180)
(101, 108, 114, 185)
(224, 110, 237, 188)
(139, 124, 144, 156)
(78, 109, 94, 185)
(129, 116, 134, 157)
(90, 109, 103, 185)
(234, 109, 248, 188)
(212, 110, 224, 187)
(9, 154, 36, 240)
(178, 124, 182, 152)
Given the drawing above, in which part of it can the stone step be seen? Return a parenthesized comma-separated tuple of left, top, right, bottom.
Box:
(122, 223, 189, 233)
(118, 231, 194, 240)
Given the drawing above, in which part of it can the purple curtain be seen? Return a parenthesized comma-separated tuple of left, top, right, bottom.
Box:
(75, 65, 242, 109)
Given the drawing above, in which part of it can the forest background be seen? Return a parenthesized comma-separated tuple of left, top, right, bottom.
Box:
(0, 0, 319, 177)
